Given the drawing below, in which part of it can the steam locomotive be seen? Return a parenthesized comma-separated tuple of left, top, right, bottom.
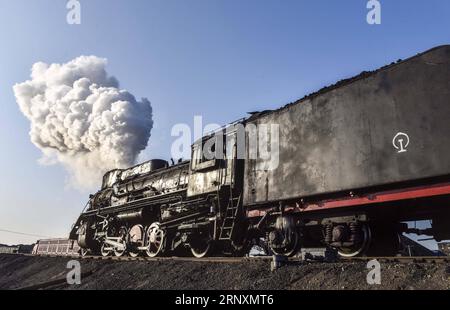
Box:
(70, 45, 450, 258)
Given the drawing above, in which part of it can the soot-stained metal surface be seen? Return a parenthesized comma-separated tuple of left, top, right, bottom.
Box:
(244, 45, 450, 206)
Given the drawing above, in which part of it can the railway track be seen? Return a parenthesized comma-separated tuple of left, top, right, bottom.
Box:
(5, 253, 450, 264)
(341, 256, 450, 264)
(11, 253, 271, 263)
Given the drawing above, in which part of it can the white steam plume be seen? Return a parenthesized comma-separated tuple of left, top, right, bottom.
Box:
(13, 56, 153, 190)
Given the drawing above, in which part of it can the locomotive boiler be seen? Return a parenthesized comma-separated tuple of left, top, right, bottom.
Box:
(70, 45, 450, 258)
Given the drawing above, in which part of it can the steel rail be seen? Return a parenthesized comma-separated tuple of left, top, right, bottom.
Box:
(3, 253, 450, 264)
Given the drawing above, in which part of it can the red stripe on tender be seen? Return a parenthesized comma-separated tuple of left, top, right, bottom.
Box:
(246, 182, 450, 218)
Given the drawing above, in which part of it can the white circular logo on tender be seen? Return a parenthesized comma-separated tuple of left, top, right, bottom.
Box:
(393, 132, 410, 153)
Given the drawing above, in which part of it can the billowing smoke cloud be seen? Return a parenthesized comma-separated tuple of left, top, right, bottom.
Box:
(13, 56, 153, 190)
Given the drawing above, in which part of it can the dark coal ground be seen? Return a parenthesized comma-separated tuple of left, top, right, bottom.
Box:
(1, 254, 450, 290)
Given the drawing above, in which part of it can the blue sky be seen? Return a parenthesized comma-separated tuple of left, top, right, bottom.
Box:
(0, 0, 449, 248)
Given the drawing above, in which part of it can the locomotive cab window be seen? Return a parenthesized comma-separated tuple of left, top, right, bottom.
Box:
(191, 135, 224, 171)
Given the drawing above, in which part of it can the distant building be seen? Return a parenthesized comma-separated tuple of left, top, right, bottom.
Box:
(0, 244, 34, 254)
(0, 245, 19, 254)
(32, 239, 80, 256)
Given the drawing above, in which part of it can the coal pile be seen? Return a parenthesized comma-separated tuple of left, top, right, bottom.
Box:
(1, 254, 450, 290)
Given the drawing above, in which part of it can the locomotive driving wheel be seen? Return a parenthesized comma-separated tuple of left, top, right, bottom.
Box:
(100, 242, 112, 257)
(145, 222, 165, 257)
(80, 248, 89, 257)
(101, 226, 116, 257)
(128, 224, 145, 258)
(190, 229, 214, 258)
(114, 226, 128, 257)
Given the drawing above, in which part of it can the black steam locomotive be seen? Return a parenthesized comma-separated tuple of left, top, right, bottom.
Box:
(70, 45, 450, 258)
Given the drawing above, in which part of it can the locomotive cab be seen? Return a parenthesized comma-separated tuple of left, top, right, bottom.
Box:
(187, 124, 243, 198)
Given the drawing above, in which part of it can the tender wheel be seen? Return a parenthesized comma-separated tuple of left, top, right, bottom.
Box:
(145, 223, 165, 257)
(231, 240, 251, 257)
(267, 216, 300, 257)
(337, 224, 372, 258)
(114, 226, 128, 257)
(269, 230, 299, 257)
